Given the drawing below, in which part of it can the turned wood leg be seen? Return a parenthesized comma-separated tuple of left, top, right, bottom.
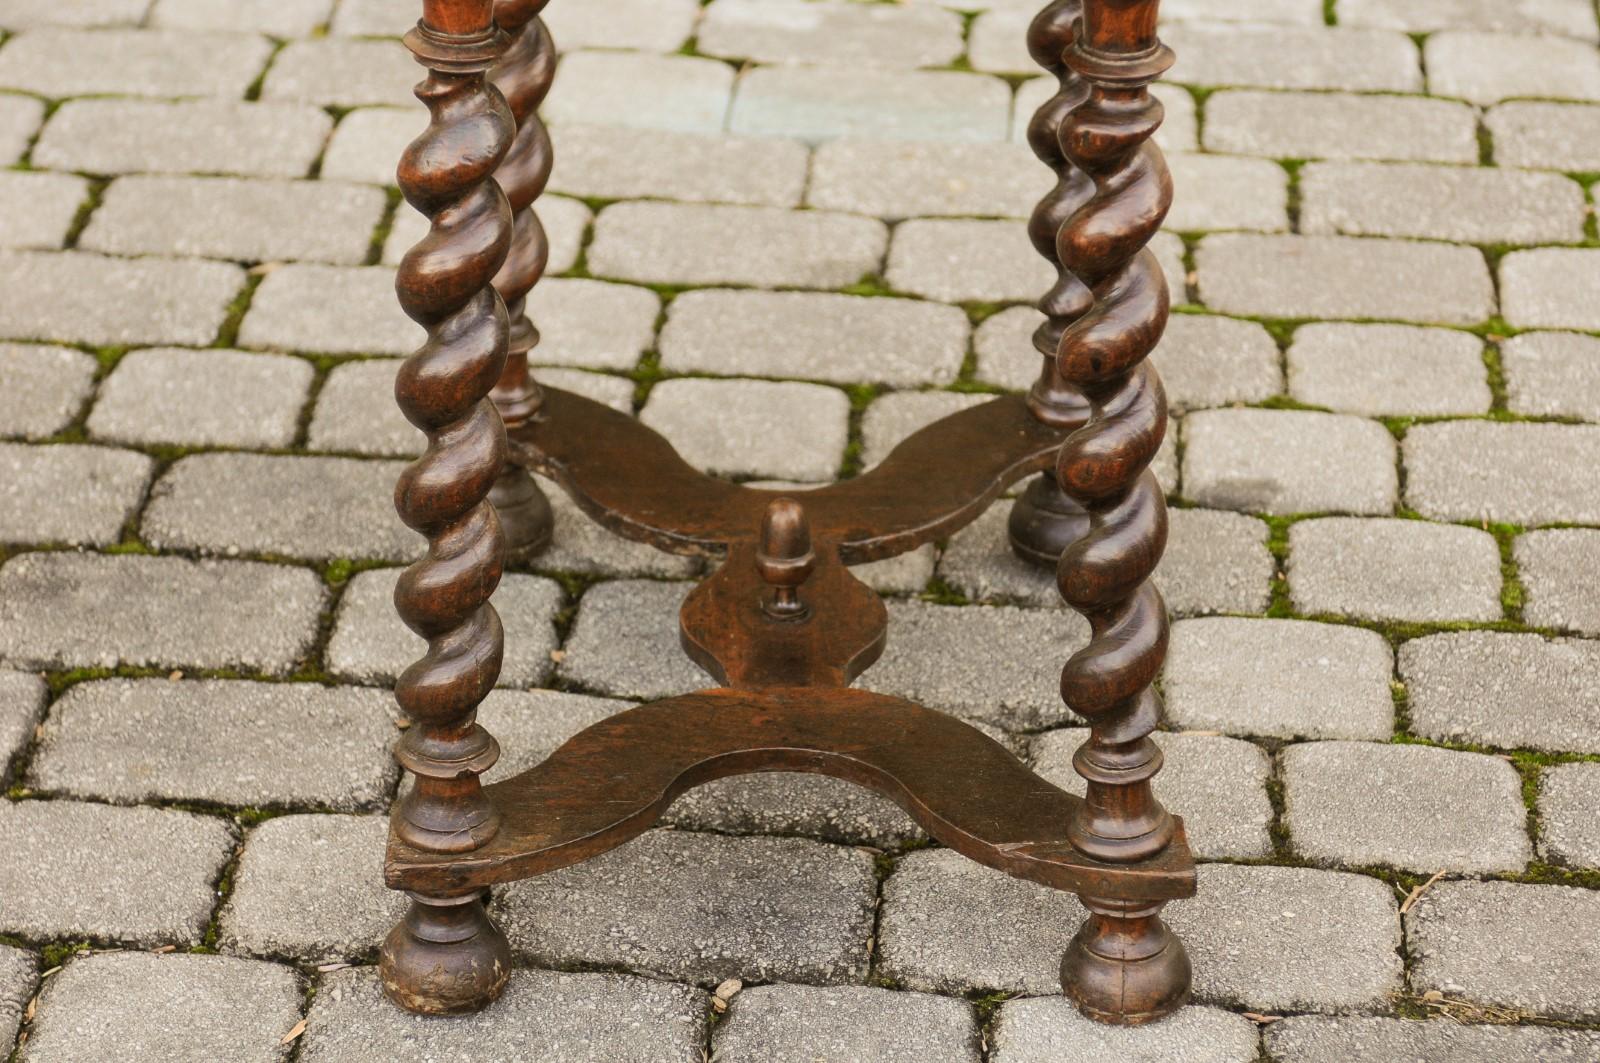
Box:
(381, 0, 514, 1014)
(1051, 0, 1190, 1022)
(1009, 0, 1093, 569)
(486, 0, 557, 560)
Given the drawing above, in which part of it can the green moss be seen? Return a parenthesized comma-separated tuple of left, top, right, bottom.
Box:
(213, 274, 264, 349)
(917, 577, 971, 607)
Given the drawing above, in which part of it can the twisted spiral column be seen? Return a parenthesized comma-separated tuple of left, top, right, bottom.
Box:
(1008, 0, 1095, 568)
(1050, 0, 1189, 1024)
(380, 0, 514, 1016)
(484, 0, 557, 559)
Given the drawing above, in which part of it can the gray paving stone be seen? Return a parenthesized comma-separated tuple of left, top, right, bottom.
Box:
(218, 814, 399, 964)
(1202, 90, 1480, 164)
(1289, 517, 1502, 623)
(316, 106, 417, 185)
(1167, 152, 1289, 233)
(1265, 1014, 1600, 1062)
(1164, 23, 1422, 92)
(28, 678, 397, 810)
(731, 65, 1011, 143)
(1182, 408, 1397, 516)
(474, 688, 632, 784)
(557, 581, 701, 697)
(1163, 0, 1324, 20)
(149, 0, 332, 35)
(550, 124, 807, 208)
(0, 251, 244, 348)
(527, 278, 660, 370)
(1012, 79, 1197, 154)
(1401, 631, 1600, 755)
(1196, 235, 1494, 326)
(1503, 331, 1600, 422)
(1164, 617, 1395, 740)
(1404, 420, 1600, 524)
(0, 344, 95, 441)
(0, 0, 147, 28)
(327, 568, 561, 689)
(1516, 528, 1600, 634)
(0, 93, 42, 164)
(863, 599, 1087, 730)
(301, 966, 707, 1063)
(142, 453, 411, 562)
(809, 138, 1045, 220)
(852, 545, 937, 596)
(1283, 741, 1529, 874)
(0, 800, 233, 945)
(1488, 101, 1600, 171)
(261, 37, 414, 108)
(1501, 248, 1600, 331)
(591, 201, 886, 290)
(700, 0, 963, 69)
(534, 480, 703, 579)
(0, 944, 33, 1058)
(965, 10, 1034, 74)
(660, 289, 968, 387)
(540, 0, 701, 52)
(0, 552, 324, 674)
(1032, 728, 1274, 860)
(1341, 0, 1599, 37)
(715, 984, 980, 1063)
(860, 391, 990, 469)
(494, 829, 876, 985)
(665, 771, 922, 847)
(1301, 162, 1586, 246)
(0, 171, 85, 250)
(546, 52, 733, 134)
(1288, 323, 1489, 417)
(89, 348, 312, 448)
(0, 670, 45, 783)
(1541, 762, 1600, 869)
(886, 218, 1049, 303)
(240, 264, 417, 355)
(34, 97, 331, 179)
(323, 0, 407, 34)
(0, 442, 151, 547)
(83, 176, 385, 265)
(1426, 31, 1600, 104)
(1408, 880, 1600, 1021)
(641, 378, 850, 481)
(0, 28, 271, 98)
(992, 998, 1260, 1063)
(382, 194, 589, 272)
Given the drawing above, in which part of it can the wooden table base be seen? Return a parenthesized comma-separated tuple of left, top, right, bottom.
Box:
(380, 0, 1194, 1026)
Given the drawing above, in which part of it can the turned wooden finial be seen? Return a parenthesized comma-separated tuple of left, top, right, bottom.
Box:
(755, 497, 815, 620)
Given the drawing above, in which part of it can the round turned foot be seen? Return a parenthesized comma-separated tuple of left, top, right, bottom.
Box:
(1008, 472, 1091, 569)
(489, 465, 553, 561)
(380, 891, 511, 1016)
(1061, 896, 1190, 1025)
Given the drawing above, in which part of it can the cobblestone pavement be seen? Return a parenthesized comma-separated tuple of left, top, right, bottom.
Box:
(2, 0, 1599, 1059)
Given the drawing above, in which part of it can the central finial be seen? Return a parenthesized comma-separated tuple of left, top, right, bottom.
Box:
(755, 497, 815, 621)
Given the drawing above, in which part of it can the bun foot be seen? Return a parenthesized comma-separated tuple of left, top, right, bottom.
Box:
(1061, 895, 1190, 1025)
(489, 465, 553, 562)
(380, 890, 511, 1016)
(1008, 471, 1091, 569)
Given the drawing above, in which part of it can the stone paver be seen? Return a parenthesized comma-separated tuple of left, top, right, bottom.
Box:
(809, 139, 1044, 220)
(327, 568, 562, 689)
(860, 391, 991, 468)
(0, 800, 233, 945)
(699, 0, 964, 69)
(1265, 1015, 1600, 1063)
(556, 579, 706, 699)
(0, 944, 33, 1057)
(540, 0, 701, 52)
(494, 829, 876, 985)
(261, 37, 414, 108)
(218, 814, 399, 964)
(1404, 420, 1600, 524)
(1197, 235, 1494, 325)
(0, 93, 43, 165)
(28, 679, 396, 809)
(1409, 880, 1600, 1021)
(550, 124, 808, 207)
(34, 98, 333, 179)
(534, 483, 702, 580)
(0, 442, 152, 546)
(88, 348, 312, 448)
(1341, 0, 1599, 38)
(82, 176, 386, 265)
(731, 66, 1011, 143)
(300, 967, 707, 1063)
(1287, 323, 1489, 416)
(1182, 409, 1397, 516)
(1488, 101, 1600, 171)
(0, 552, 324, 674)
(1284, 741, 1530, 873)
(1167, 153, 1289, 233)
(1301, 162, 1586, 246)
(149, 0, 332, 35)
(1503, 331, 1600, 422)
(0, 28, 271, 98)
(1516, 528, 1600, 634)
(992, 999, 1259, 1063)
(664, 771, 921, 847)
(0, 0, 147, 27)
(590, 201, 886, 289)
(475, 688, 632, 784)
(0, 344, 96, 440)
(1426, 31, 1600, 104)
(1289, 517, 1503, 623)
(1202, 90, 1480, 164)
(317, 107, 418, 185)
(640, 378, 850, 481)
(714, 985, 980, 1063)
(1500, 248, 1600, 331)
(1542, 762, 1600, 869)
(546, 52, 733, 134)
(659, 289, 968, 386)
(0, 251, 244, 348)
(1402, 631, 1600, 754)
(0, 172, 86, 250)
(1164, 23, 1422, 92)
(142, 453, 412, 562)
(0, 670, 46, 782)
(1163, 617, 1395, 740)
(886, 218, 1049, 303)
